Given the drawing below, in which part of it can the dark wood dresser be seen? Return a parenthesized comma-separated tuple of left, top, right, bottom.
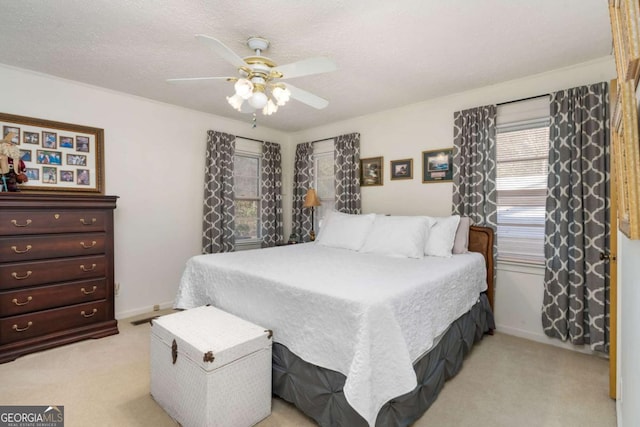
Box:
(0, 194, 118, 363)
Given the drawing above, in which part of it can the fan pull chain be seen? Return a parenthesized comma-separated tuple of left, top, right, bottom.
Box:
(252, 113, 257, 128)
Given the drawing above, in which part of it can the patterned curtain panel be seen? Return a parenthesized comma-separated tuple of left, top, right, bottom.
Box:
(261, 141, 283, 248)
(202, 130, 235, 254)
(452, 105, 498, 290)
(542, 82, 610, 353)
(334, 132, 362, 214)
(291, 142, 314, 241)
(452, 105, 498, 229)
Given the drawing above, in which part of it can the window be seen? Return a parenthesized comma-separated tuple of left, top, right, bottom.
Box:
(496, 98, 550, 264)
(312, 140, 335, 230)
(234, 152, 261, 241)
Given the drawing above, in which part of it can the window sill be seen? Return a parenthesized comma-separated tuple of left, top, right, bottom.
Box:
(497, 259, 545, 275)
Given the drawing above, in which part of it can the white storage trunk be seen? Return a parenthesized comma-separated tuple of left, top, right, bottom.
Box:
(150, 306, 272, 427)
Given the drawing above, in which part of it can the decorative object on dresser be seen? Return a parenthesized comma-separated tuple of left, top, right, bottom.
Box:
(302, 188, 321, 241)
(0, 112, 104, 194)
(0, 194, 118, 363)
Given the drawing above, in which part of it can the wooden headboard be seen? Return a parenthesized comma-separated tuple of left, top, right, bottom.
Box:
(468, 225, 495, 310)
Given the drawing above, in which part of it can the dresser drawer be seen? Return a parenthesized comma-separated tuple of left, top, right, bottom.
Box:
(0, 210, 108, 236)
(0, 233, 106, 263)
(0, 255, 107, 290)
(0, 300, 108, 345)
(0, 278, 107, 316)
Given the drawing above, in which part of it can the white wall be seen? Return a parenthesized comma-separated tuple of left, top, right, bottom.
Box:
(0, 64, 289, 318)
(289, 56, 616, 346)
(618, 235, 640, 427)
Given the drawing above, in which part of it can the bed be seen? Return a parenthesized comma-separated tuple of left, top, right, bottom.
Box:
(175, 219, 495, 427)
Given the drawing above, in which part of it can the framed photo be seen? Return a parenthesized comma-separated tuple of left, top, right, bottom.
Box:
(67, 153, 87, 166)
(19, 149, 32, 162)
(422, 148, 453, 183)
(42, 166, 57, 184)
(390, 158, 413, 180)
(0, 112, 104, 193)
(60, 170, 74, 183)
(37, 150, 62, 165)
(23, 131, 39, 144)
(76, 136, 90, 152)
(25, 168, 39, 181)
(60, 136, 74, 148)
(3, 125, 20, 144)
(42, 131, 57, 149)
(360, 156, 384, 186)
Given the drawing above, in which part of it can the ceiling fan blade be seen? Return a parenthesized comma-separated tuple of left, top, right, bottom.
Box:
(166, 76, 233, 83)
(275, 57, 337, 80)
(286, 84, 329, 109)
(195, 34, 246, 69)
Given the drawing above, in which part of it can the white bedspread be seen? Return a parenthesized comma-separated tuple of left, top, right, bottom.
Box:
(174, 243, 487, 426)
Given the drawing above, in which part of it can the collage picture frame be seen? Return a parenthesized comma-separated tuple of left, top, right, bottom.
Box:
(1, 112, 104, 193)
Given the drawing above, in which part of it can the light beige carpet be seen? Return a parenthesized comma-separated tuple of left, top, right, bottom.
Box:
(0, 310, 615, 427)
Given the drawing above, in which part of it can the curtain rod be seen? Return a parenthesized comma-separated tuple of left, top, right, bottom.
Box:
(309, 137, 335, 144)
(497, 93, 549, 106)
(235, 135, 265, 143)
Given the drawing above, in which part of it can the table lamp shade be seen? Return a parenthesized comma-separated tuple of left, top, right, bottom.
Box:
(303, 189, 321, 207)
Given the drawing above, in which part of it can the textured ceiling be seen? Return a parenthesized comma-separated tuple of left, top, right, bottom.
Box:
(0, 0, 611, 132)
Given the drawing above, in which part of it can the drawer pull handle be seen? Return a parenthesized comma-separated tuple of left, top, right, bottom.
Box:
(13, 321, 33, 332)
(11, 245, 32, 254)
(80, 241, 97, 249)
(81, 286, 97, 295)
(11, 219, 32, 227)
(12, 271, 32, 280)
(80, 264, 97, 272)
(81, 308, 98, 318)
(80, 218, 97, 225)
(12, 296, 33, 306)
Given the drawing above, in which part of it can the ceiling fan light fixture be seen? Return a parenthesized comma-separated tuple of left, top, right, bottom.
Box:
(248, 91, 268, 109)
(272, 86, 291, 106)
(226, 94, 244, 111)
(234, 78, 254, 100)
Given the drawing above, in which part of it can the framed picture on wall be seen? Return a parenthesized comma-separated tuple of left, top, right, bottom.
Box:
(0, 112, 104, 193)
(422, 148, 453, 183)
(390, 158, 413, 180)
(360, 156, 384, 186)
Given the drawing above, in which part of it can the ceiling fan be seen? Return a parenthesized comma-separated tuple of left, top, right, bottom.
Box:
(167, 35, 337, 116)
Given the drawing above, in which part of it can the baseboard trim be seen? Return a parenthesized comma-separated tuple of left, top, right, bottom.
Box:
(495, 324, 605, 356)
(115, 301, 174, 320)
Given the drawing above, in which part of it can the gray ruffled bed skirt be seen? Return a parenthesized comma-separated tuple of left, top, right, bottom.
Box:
(272, 293, 495, 427)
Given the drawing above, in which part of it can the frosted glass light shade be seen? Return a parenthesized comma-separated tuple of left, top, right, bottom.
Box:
(234, 78, 254, 100)
(263, 99, 278, 115)
(248, 91, 268, 109)
(226, 94, 244, 111)
(272, 86, 291, 106)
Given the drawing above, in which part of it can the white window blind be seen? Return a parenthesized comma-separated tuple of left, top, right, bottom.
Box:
(496, 98, 549, 265)
(234, 144, 262, 241)
(312, 141, 335, 230)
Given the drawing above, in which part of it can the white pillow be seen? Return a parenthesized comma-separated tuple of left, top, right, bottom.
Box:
(360, 215, 434, 258)
(452, 216, 472, 254)
(315, 211, 376, 251)
(424, 215, 461, 257)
